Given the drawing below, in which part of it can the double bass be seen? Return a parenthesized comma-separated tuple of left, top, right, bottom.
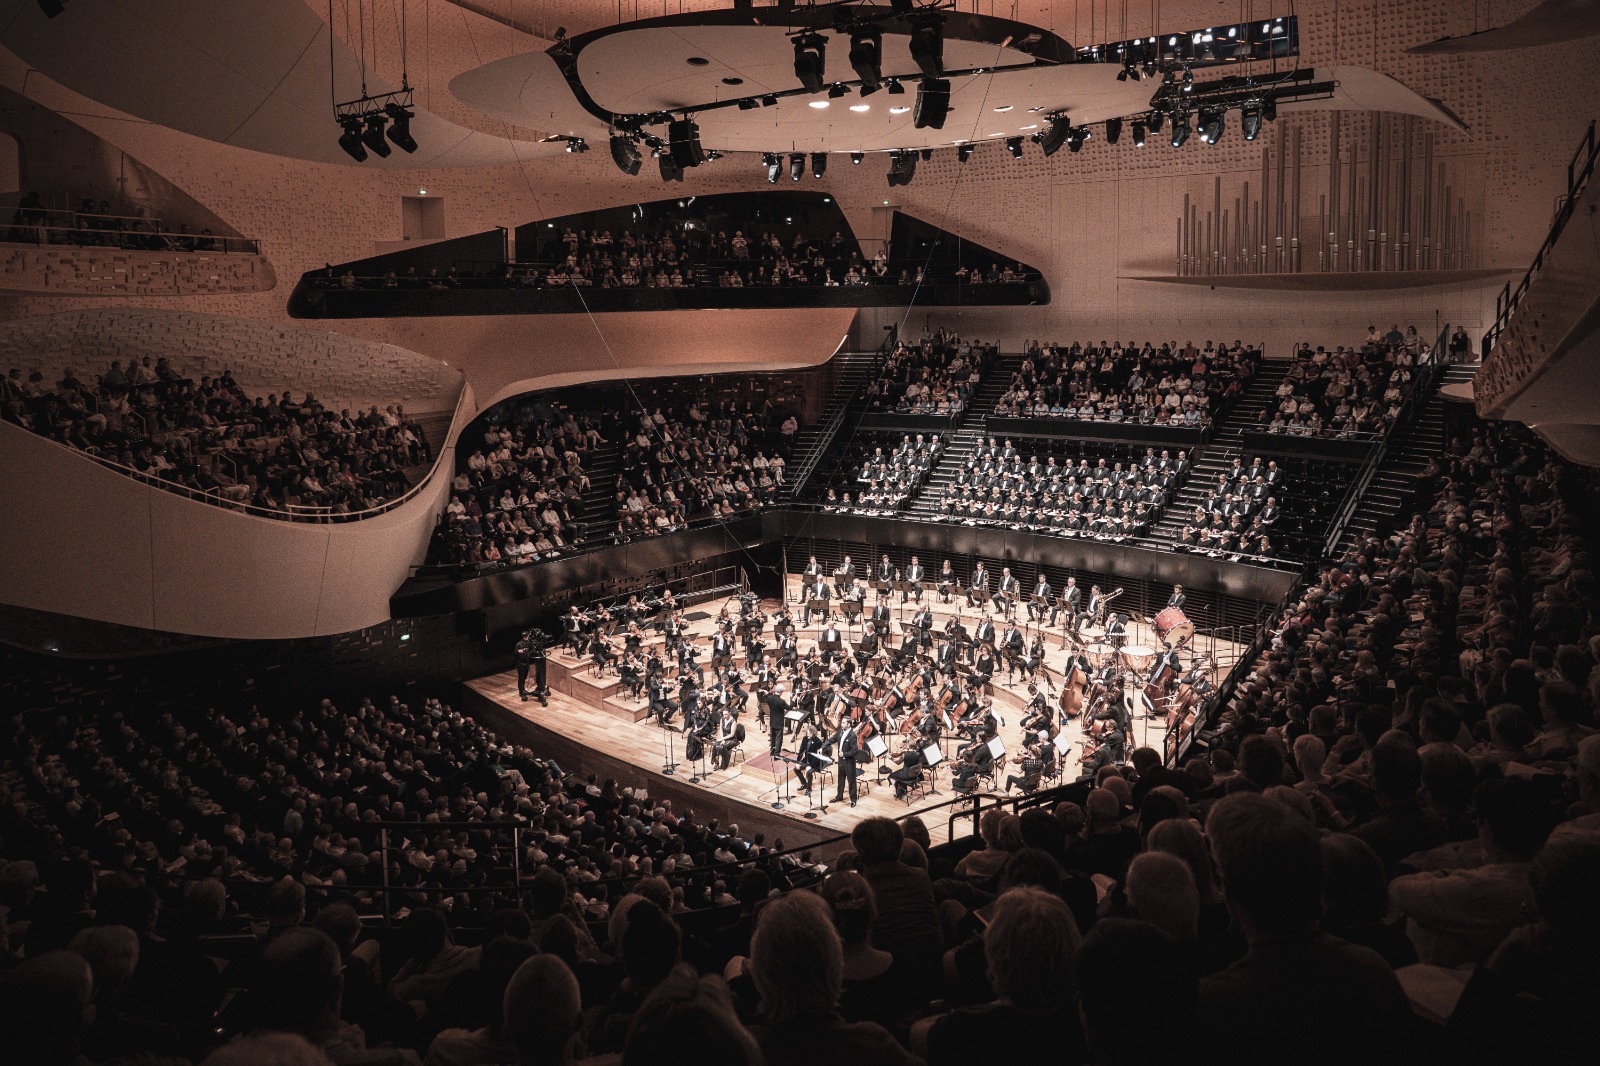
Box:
(1059, 656, 1088, 719)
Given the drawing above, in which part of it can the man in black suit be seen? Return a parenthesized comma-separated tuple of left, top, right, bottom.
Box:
(904, 555, 925, 602)
(794, 723, 825, 792)
(819, 624, 844, 667)
(764, 683, 790, 756)
(1029, 575, 1053, 623)
(832, 722, 861, 806)
(1168, 584, 1187, 611)
(1054, 576, 1081, 629)
(804, 577, 831, 626)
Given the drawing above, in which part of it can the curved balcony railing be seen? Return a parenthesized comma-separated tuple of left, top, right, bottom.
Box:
(3, 383, 467, 524)
(4, 207, 262, 255)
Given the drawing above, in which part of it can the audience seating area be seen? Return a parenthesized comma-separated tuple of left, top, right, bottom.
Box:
(1254, 329, 1434, 437)
(863, 333, 995, 416)
(7, 192, 254, 253)
(2, 357, 431, 517)
(3, 413, 1599, 1064)
(992, 338, 1258, 426)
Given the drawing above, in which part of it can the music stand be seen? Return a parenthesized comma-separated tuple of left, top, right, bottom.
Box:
(922, 742, 945, 796)
(866, 733, 889, 780)
(871, 579, 891, 602)
(969, 588, 991, 611)
(770, 753, 792, 810)
(818, 634, 843, 665)
(1053, 729, 1073, 760)
(840, 599, 863, 638)
(807, 597, 830, 627)
(987, 735, 1007, 761)
(804, 751, 834, 818)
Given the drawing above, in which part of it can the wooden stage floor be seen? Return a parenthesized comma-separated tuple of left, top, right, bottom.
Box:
(460, 583, 1247, 851)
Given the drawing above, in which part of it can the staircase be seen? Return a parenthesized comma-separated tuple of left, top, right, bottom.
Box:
(1332, 364, 1462, 554)
(787, 351, 880, 497)
(904, 353, 1023, 516)
(1144, 363, 1290, 544)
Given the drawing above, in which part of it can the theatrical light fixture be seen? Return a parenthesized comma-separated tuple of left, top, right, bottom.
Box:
(828, 83, 850, 99)
(849, 29, 883, 92)
(1182, 67, 1194, 93)
(1149, 110, 1165, 134)
(1131, 121, 1146, 147)
(337, 116, 367, 162)
(1198, 107, 1224, 144)
(737, 98, 760, 110)
(1170, 111, 1191, 148)
(886, 78, 906, 95)
(851, 151, 864, 164)
(564, 137, 589, 153)
(793, 32, 827, 94)
(1036, 114, 1070, 157)
(913, 76, 950, 130)
(957, 142, 975, 162)
(1006, 136, 1024, 158)
(384, 104, 417, 153)
(790, 153, 805, 181)
(361, 113, 392, 158)
(812, 152, 827, 178)
(919, 148, 933, 161)
(764, 152, 781, 183)
(659, 154, 685, 182)
(1066, 126, 1090, 153)
(1105, 117, 1122, 145)
(909, 14, 945, 78)
(761, 94, 779, 107)
(1241, 102, 1262, 141)
(1262, 95, 1278, 122)
(609, 134, 642, 175)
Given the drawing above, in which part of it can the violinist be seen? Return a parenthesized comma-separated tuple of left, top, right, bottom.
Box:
(589, 630, 619, 675)
(563, 605, 587, 651)
(1024, 633, 1047, 682)
(649, 669, 679, 726)
(950, 736, 993, 794)
(1005, 735, 1047, 794)
(855, 626, 879, 669)
(746, 630, 767, 669)
(890, 745, 926, 799)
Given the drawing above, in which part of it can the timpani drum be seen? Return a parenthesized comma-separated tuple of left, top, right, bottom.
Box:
(1154, 606, 1195, 647)
(1084, 642, 1115, 668)
(1119, 645, 1156, 673)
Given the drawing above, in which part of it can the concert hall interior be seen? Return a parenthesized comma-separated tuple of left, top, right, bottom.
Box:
(2, 2, 1600, 1064)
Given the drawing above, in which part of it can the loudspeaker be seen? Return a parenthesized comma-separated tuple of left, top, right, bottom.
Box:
(668, 119, 705, 168)
(913, 78, 950, 130)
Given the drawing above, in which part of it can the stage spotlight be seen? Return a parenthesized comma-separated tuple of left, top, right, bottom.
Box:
(919, 148, 933, 161)
(851, 151, 864, 165)
(764, 152, 782, 183)
(909, 14, 945, 78)
(1105, 117, 1122, 145)
(1142, 58, 1158, 78)
(610, 134, 642, 176)
(384, 104, 417, 153)
(1170, 111, 1191, 148)
(1131, 121, 1146, 147)
(886, 78, 906, 95)
(1066, 126, 1090, 153)
(659, 154, 685, 182)
(1037, 115, 1069, 156)
(1262, 95, 1277, 122)
(361, 113, 392, 158)
(337, 116, 368, 162)
(737, 98, 760, 110)
(1117, 62, 1136, 82)
(849, 29, 883, 91)
(812, 152, 827, 178)
(1241, 102, 1263, 141)
(913, 77, 950, 130)
(1198, 108, 1224, 144)
(793, 33, 827, 94)
(668, 118, 706, 167)
(1181, 67, 1194, 93)
(565, 137, 589, 153)
(887, 150, 917, 187)
(1006, 136, 1024, 158)
(1149, 110, 1165, 135)
(957, 142, 975, 162)
(790, 153, 805, 181)
(760, 94, 779, 107)
(829, 83, 850, 99)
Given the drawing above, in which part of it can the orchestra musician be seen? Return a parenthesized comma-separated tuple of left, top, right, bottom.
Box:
(971, 615, 997, 658)
(890, 745, 926, 799)
(904, 555, 925, 603)
(950, 736, 993, 794)
(1020, 682, 1053, 734)
(794, 722, 825, 792)
(649, 670, 679, 726)
(1104, 611, 1129, 649)
(937, 559, 957, 603)
(1053, 576, 1081, 630)
(1079, 584, 1105, 634)
(996, 567, 1020, 618)
(818, 623, 845, 667)
(870, 598, 892, 638)
(804, 555, 824, 584)
(1004, 734, 1047, 794)
(966, 561, 990, 607)
(1029, 574, 1053, 623)
(1000, 619, 1026, 680)
(834, 554, 856, 597)
(876, 554, 895, 586)
(1167, 584, 1187, 610)
(803, 574, 831, 625)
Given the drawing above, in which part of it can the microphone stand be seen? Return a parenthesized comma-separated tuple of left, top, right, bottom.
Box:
(660, 716, 677, 776)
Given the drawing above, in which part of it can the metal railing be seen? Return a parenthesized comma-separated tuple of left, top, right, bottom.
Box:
(1484, 119, 1597, 353)
(4, 382, 468, 524)
(790, 353, 888, 498)
(4, 211, 262, 255)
